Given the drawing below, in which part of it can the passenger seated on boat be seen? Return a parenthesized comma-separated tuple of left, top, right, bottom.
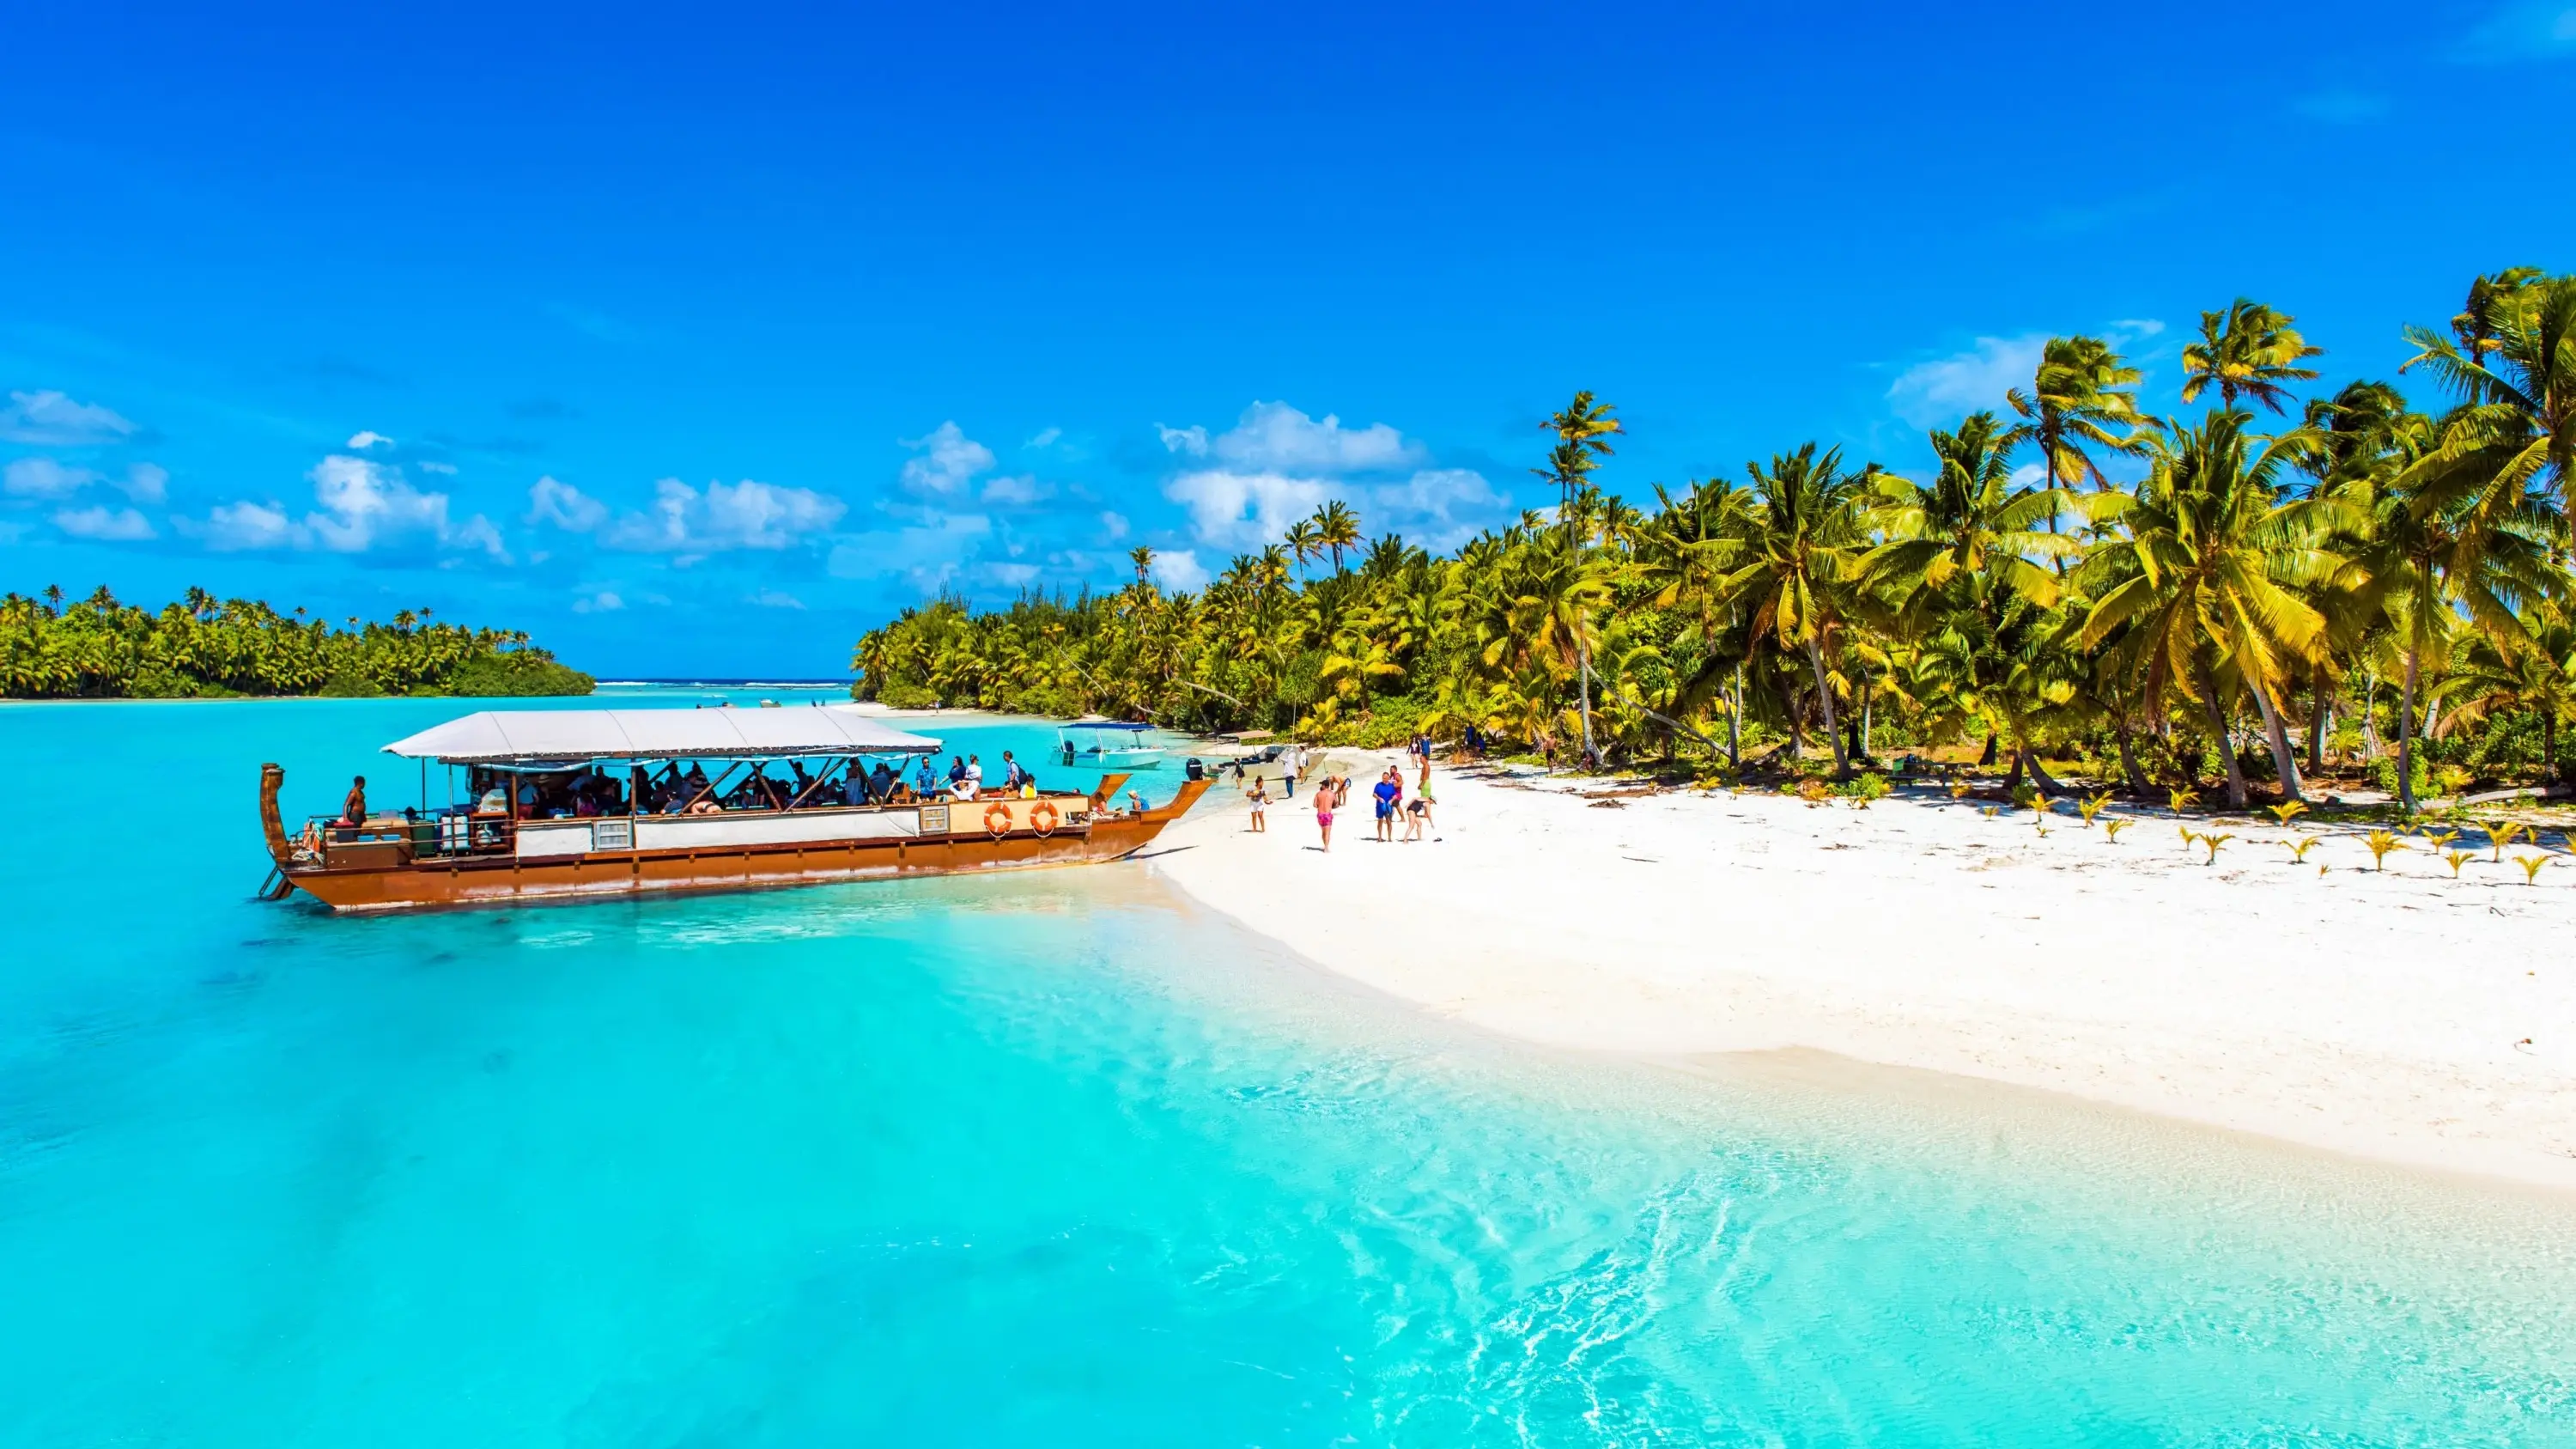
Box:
(871, 761, 897, 801)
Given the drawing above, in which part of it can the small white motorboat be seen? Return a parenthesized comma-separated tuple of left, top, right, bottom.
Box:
(1057, 719, 1163, 770)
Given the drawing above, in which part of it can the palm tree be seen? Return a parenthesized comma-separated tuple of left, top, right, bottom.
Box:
(2075, 411, 2336, 809)
(2008, 336, 2155, 551)
(2400, 271, 2576, 530)
(1720, 443, 1878, 776)
(1283, 518, 1322, 575)
(1863, 412, 2076, 781)
(2442, 606, 2576, 782)
(1312, 501, 1362, 575)
(1535, 392, 1623, 764)
(2182, 299, 2325, 415)
(2340, 414, 2564, 812)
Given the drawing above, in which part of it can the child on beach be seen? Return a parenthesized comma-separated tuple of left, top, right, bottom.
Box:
(1248, 778, 1268, 833)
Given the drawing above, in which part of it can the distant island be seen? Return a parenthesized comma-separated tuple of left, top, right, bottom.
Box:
(1, 586, 592, 699)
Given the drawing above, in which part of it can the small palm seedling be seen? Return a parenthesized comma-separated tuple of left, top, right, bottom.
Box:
(2423, 828, 2461, 853)
(1948, 780, 1972, 801)
(2443, 849, 2474, 879)
(2363, 830, 2407, 872)
(2012, 783, 2043, 815)
(2486, 819, 2527, 862)
(2200, 831, 2235, 865)
(2168, 787, 2201, 815)
(2178, 825, 2199, 852)
(2286, 836, 2322, 864)
(2077, 792, 2111, 827)
(2101, 819, 2132, 843)
(1980, 806, 2001, 819)
(2516, 854, 2550, 885)
(2265, 801, 2308, 830)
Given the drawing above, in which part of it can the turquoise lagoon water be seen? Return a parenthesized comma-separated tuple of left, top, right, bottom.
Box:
(3, 691, 2572, 1446)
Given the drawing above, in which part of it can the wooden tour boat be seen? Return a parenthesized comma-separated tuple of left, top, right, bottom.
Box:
(257, 705, 1211, 912)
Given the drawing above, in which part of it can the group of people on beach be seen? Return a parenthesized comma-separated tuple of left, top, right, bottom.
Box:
(1242, 735, 1436, 851)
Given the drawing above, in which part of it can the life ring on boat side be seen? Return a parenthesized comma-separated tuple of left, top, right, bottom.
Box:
(1027, 801, 1060, 837)
(984, 801, 1015, 837)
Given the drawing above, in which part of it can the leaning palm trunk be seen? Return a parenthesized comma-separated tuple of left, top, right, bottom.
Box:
(1576, 641, 1598, 769)
(2306, 671, 2330, 775)
(2190, 657, 2251, 811)
(1727, 664, 1743, 770)
(2017, 747, 2065, 795)
(2249, 679, 2305, 803)
(1805, 638, 1848, 776)
(2112, 721, 2154, 798)
(2397, 651, 2419, 814)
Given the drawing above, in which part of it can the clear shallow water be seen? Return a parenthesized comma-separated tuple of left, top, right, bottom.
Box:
(3, 695, 2572, 1446)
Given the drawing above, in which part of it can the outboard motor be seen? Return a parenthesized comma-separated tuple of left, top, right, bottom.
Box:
(1184, 757, 1206, 782)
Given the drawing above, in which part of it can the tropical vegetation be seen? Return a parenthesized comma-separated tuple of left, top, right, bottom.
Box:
(1, 586, 593, 698)
(851, 271, 2576, 813)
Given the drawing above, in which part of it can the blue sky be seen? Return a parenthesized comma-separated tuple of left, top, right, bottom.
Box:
(3, 1, 2571, 678)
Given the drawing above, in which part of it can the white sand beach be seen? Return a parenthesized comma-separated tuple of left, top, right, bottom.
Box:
(1150, 755, 2576, 1193)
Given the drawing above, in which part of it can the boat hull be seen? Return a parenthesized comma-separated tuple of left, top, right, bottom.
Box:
(265, 769, 1210, 914)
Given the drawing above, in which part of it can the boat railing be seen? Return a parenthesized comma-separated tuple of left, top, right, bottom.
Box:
(301, 788, 1105, 868)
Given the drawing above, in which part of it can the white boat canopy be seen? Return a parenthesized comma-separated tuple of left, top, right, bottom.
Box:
(382, 706, 943, 764)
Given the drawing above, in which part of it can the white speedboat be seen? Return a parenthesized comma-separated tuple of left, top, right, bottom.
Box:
(1057, 719, 1163, 770)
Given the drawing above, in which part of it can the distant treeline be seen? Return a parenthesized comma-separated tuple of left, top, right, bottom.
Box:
(2, 585, 594, 699)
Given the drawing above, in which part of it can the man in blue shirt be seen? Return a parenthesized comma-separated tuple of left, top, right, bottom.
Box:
(1371, 769, 1400, 843)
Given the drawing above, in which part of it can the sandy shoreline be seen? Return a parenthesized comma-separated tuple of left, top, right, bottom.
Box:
(1148, 752, 2576, 1194)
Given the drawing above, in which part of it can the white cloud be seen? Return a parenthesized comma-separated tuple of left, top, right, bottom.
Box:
(346, 429, 395, 451)
(200, 500, 303, 551)
(527, 474, 610, 531)
(1162, 465, 1505, 551)
(0, 389, 137, 446)
(118, 463, 167, 503)
(307, 454, 459, 552)
(188, 454, 506, 560)
(986, 562, 1041, 588)
(4, 457, 95, 499)
(5, 458, 167, 503)
(1371, 468, 1507, 549)
(1152, 549, 1209, 592)
(2457, 3, 2576, 60)
(748, 588, 806, 610)
(1888, 334, 2047, 426)
(1027, 426, 1063, 447)
(980, 473, 1048, 505)
(1156, 423, 1209, 457)
(899, 421, 997, 495)
(1163, 469, 1334, 550)
(605, 478, 846, 553)
(1099, 510, 1129, 540)
(53, 505, 155, 541)
(571, 590, 624, 614)
(417, 460, 459, 476)
(827, 509, 995, 592)
(1209, 401, 1422, 472)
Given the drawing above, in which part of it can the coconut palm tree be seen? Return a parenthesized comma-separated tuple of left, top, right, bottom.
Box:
(1719, 443, 1880, 776)
(2181, 300, 2325, 415)
(2075, 410, 2336, 809)
(2400, 271, 2576, 529)
(1282, 517, 1322, 575)
(1534, 391, 1624, 764)
(1312, 501, 1363, 575)
(2007, 336, 2155, 552)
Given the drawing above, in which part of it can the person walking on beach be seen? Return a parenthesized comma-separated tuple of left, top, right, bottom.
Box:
(1372, 768, 1400, 843)
(1312, 778, 1335, 851)
(1247, 777, 1268, 833)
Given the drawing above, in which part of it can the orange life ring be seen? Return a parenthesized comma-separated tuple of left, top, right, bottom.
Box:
(1028, 800, 1060, 837)
(984, 801, 1014, 837)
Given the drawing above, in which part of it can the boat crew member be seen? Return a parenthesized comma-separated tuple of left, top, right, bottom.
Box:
(342, 775, 368, 826)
